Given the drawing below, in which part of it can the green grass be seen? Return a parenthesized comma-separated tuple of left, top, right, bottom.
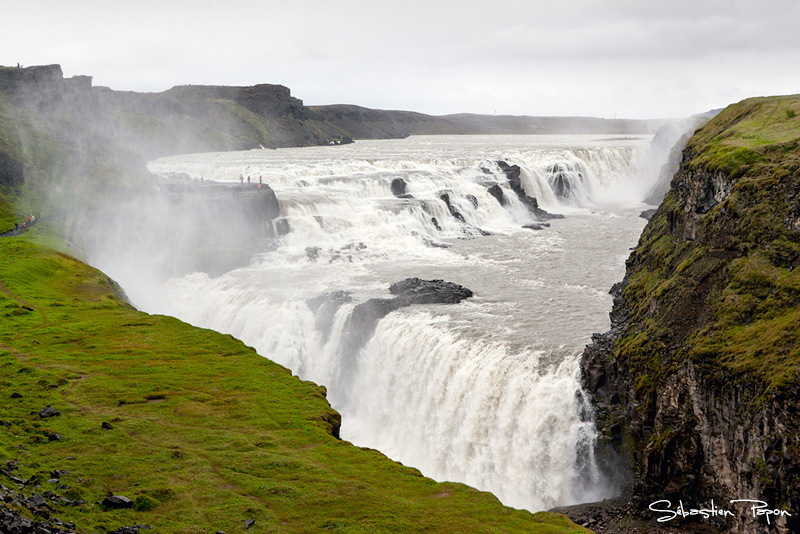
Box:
(0, 224, 588, 533)
(687, 94, 800, 176)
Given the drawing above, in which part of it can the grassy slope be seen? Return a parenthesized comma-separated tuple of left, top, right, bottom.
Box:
(615, 94, 800, 399)
(0, 223, 588, 533)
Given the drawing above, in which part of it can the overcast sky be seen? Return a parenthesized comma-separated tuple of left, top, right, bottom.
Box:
(4, 0, 799, 119)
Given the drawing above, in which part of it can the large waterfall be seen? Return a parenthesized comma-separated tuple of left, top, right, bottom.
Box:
(118, 134, 653, 511)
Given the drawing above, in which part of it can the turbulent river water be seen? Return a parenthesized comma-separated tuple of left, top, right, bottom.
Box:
(130, 134, 655, 512)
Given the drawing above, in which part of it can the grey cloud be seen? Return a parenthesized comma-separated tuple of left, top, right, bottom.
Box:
(2, 0, 800, 118)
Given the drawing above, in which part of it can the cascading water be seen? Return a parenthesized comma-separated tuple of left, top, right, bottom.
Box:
(109, 134, 655, 512)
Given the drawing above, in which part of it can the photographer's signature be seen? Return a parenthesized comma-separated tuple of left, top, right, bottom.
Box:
(649, 499, 792, 525)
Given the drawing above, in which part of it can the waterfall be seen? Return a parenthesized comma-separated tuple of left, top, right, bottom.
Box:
(120, 135, 654, 512)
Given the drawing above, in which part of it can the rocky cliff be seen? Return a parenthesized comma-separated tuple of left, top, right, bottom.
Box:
(581, 95, 800, 534)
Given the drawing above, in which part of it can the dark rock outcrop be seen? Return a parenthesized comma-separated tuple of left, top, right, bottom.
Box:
(390, 178, 407, 197)
(522, 223, 547, 231)
(388, 277, 474, 304)
(38, 406, 60, 418)
(486, 184, 507, 206)
(345, 278, 473, 353)
(496, 161, 564, 220)
(102, 495, 133, 509)
(439, 193, 465, 222)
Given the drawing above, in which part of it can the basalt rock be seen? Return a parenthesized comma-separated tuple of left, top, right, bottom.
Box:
(439, 193, 465, 222)
(496, 160, 564, 220)
(0, 153, 23, 187)
(390, 178, 407, 197)
(346, 278, 473, 354)
(102, 495, 133, 509)
(486, 184, 507, 206)
(38, 406, 60, 418)
(388, 277, 474, 304)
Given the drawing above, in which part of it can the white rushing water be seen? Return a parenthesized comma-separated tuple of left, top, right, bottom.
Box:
(136, 134, 654, 511)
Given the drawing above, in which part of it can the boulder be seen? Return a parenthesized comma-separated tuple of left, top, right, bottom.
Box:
(102, 494, 134, 509)
(38, 405, 60, 418)
(390, 178, 407, 197)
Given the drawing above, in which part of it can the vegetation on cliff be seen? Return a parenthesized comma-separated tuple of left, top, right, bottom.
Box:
(583, 94, 800, 532)
(618, 95, 800, 393)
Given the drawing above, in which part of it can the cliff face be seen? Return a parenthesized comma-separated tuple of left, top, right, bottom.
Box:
(582, 96, 800, 534)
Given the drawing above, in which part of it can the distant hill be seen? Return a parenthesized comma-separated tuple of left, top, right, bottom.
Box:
(311, 104, 668, 139)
